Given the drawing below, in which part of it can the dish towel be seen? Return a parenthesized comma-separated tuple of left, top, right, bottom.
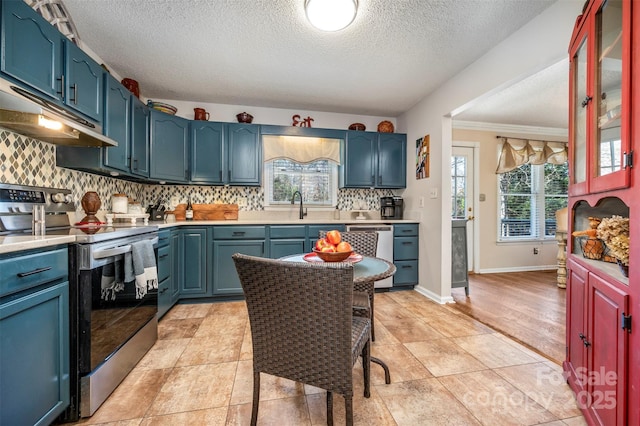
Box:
(131, 240, 158, 299)
(101, 258, 125, 300)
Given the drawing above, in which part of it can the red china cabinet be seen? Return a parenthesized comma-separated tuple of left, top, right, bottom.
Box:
(564, 0, 638, 425)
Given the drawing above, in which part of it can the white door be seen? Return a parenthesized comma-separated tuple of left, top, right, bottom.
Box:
(452, 145, 476, 271)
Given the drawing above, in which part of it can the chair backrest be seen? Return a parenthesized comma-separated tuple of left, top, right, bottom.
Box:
(319, 230, 378, 257)
(232, 253, 355, 394)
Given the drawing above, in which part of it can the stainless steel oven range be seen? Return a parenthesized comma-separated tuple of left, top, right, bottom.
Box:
(0, 183, 159, 421)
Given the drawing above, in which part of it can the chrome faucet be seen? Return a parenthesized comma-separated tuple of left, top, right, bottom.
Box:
(291, 191, 307, 219)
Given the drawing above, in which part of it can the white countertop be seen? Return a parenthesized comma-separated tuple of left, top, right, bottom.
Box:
(0, 235, 76, 255)
(0, 218, 418, 255)
(154, 218, 418, 229)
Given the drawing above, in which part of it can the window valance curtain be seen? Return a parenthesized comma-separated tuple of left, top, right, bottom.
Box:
(496, 137, 568, 174)
(263, 135, 341, 164)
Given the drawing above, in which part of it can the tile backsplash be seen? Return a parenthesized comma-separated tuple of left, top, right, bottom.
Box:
(1, 130, 395, 214)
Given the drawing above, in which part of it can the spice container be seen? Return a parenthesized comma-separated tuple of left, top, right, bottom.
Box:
(111, 193, 128, 213)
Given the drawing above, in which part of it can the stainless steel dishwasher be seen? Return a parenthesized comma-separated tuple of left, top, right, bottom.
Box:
(346, 224, 394, 288)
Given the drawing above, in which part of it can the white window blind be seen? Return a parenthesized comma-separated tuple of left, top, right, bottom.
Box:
(498, 162, 568, 240)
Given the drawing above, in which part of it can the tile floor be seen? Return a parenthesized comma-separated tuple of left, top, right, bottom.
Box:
(71, 290, 586, 425)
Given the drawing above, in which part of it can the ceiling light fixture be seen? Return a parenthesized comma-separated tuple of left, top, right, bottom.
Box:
(305, 0, 358, 32)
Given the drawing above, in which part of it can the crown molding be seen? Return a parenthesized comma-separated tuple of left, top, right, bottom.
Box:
(453, 120, 568, 138)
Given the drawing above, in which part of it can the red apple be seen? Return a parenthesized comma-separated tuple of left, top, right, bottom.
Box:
(326, 230, 341, 245)
(315, 238, 329, 251)
(336, 241, 352, 252)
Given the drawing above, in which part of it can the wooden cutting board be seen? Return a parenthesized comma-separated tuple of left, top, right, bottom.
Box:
(170, 203, 238, 221)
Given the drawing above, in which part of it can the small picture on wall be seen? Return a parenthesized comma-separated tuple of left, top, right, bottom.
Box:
(416, 135, 430, 179)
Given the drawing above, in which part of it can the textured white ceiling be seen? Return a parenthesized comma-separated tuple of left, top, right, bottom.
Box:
(62, 0, 557, 119)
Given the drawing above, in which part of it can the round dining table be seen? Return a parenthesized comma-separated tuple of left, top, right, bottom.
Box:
(278, 253, 396, 284)
(279, 253, 395, 384)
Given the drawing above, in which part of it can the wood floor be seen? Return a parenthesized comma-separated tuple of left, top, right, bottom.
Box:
(449, 270, 566, 364)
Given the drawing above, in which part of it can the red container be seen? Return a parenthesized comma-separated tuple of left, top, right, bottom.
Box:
(121, 78, 140, 98)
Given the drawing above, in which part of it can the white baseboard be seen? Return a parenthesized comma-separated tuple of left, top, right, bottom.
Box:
(478, 265, 557, 274)
(413, 285, 454, 304)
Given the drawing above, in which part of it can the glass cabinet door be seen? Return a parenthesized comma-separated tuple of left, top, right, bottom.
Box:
(595, 0, 623, 178)
(570, 32, 589, 195)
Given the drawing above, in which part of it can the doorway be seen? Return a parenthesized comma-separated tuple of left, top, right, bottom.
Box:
(451, 144, 478, 272)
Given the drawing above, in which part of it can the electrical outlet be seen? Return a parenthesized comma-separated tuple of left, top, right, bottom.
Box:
(533, 247, 539, 255)
(429, 188, 438, 199)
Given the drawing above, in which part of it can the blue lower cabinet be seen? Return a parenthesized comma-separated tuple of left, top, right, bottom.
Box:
(269, 225, 306, 258)
(157, 245, 172, 318)
(1, 281, 70, 426)
(213, 240, 265, 295)
(212, 226, 266, 296)
(179, 228, 208, 298)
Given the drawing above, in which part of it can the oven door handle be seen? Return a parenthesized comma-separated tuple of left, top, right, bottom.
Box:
(92, 237, 159, 260)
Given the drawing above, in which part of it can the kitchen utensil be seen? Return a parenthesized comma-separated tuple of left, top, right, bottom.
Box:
(236, 112, 253, 123)
(194, 108, 210, 121)
(348, 123, 366, 131)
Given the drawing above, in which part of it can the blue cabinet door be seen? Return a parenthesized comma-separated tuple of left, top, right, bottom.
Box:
(269, 239, 305, 259)
(213, 240, 264, 295)
(343, 131, 376, 187)
(64, 41, 103, 121)
(157, 245, 171, 318)
(150, 110, 189, 182)
(179, 228, 208, 297)
(170, 230, 181, 303)
(377, 133, 406, 188)
(1, 0, 63, 99)
(0, 281, 70, 426)
(103, 75, 130, 172)
(191, 121, 224, 183)
(130, 96, 150, 177)
(227, 123, 261, 185)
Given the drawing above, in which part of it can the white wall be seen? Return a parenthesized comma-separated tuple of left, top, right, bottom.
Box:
(453, 127, 568, 273)
(397, 0, 583, 303)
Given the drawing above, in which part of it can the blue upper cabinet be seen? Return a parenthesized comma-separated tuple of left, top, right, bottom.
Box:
(0, 0, 103, 122)
(377, 133, 406, 188)
(103, 75, 130, 172)
(191, 121, 224, 184)
(150, 110, 189, 182)
(343, 131, 377, 187)
(342, 130, 406, 188)
(130, 96, 150, 177)
(64, 41, 103, 121)
(1, 0, 63, 99)
(227, 123, 261, 185)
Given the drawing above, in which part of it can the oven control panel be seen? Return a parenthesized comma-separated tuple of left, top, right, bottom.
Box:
(0, 188, 46, 203)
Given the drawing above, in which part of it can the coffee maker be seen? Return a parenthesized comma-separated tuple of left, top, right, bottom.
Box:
(380, 196, 403, 219)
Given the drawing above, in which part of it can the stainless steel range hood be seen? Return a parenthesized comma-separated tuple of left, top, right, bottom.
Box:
(0, 79, 117, 147)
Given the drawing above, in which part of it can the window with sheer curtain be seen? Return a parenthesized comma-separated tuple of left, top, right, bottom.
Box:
(496, 138, 568, 241)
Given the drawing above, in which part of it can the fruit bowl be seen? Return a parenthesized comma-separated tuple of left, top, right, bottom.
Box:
(312, 249, 353, 262)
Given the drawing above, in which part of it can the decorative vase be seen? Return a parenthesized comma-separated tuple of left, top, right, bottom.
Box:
(80, 191, 102, 224)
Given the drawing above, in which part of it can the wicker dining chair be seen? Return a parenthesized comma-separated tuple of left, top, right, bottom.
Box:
(232, 253, 371, 426)
(320, 230, 379, 341)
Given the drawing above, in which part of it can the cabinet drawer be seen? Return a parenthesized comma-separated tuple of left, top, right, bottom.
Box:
(394, 237, 418, 260)
(157, 229, 171, 248)
(213, 226, 266, 239)
(270, 225, 306, 239)
(157, 245, 170, 282)
(394, 224, 418, 237)
(0, 248, 68, 297)
(393, 260, 418, 285)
